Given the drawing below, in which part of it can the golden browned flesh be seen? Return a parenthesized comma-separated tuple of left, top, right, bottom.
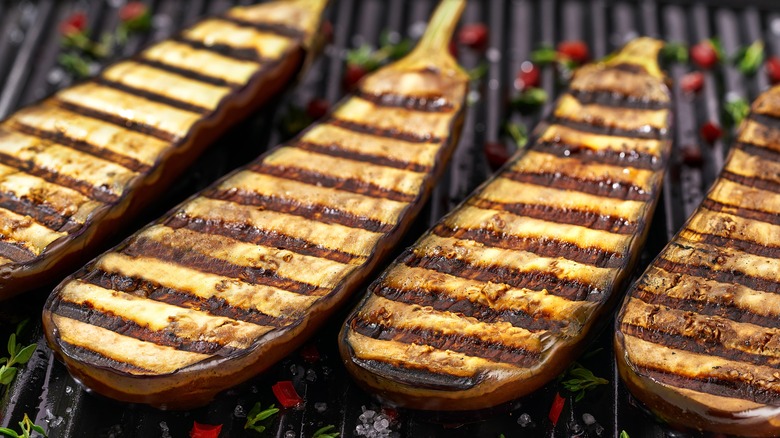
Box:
(42, 0, 469, 409)
(615, 86, 780, 437)
(339, 38, 673, 411)
(0, 0, 328, 299)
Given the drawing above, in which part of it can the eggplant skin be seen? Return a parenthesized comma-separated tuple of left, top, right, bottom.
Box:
(338, 38, 673, 411)
(0, 0, 328, 300)
(615, 86, 780, 437)
(42, 8, 470, 407)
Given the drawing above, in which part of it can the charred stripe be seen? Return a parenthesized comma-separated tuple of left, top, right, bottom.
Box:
(172, 35, 267, 63)
(433, 224, 625, 269)
(94, 78, 210, 115)
(59, 341, 151, 374)
(702, 199, 780, 227)
(734, 142, 780, 162)
(250, 162, 416, 203)
(350, 317, 541, 367)
(533, 141, 661, 170)
(120, 237, 329, 296)
(347, 356, 479, 391)
(750, 113, 780, 131)
(470, 198, 639, 235)
(656, 256, 780, 296)
(681, 229, 780, 260)
(328, 118, 442, 144)
(721, 170, 780, 195)
(293, 141, 430, 172)
(503, 169, 652, 201)
(205, 188, 394, 233)
(217, 15, 305, 39)
(55, 100, 176, 142)
(0, 239, 36, 262)
(354, 90, 455, 112)
(568, 89, 670, 110)
(164, 213, 360, 264)
(134, 57, 239, 88)
(550, 115, 665, 140)
(0, 191, 77, 232)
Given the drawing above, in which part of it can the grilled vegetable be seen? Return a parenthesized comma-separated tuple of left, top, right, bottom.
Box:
(42, 0, 469, 409)
(616, 87, 780, 436)
(0, 0, 328, 300)
(339, 38, 673, 410)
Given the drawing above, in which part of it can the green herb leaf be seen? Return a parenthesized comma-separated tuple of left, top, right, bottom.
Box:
(14, 344, 36, 365)
(57, 53, 91, 78)
(312, 424, 339, 438)
(244, 402, 280, 433)
(504, 122, 528, 149)
(15, 320, 29, 337)
(530, 45, 557, 65)
(346, 44, 382, 71)
(8, 333, 17, 357)
(560, 362, 609, 402)
(660, 41, 688, 63)
(0, 427, 20, 438)
(0, 415, 46, 438)
(724, 97, 750, 127)
(467, 62, 489, 81)
(511, 87, 548, 114)
(0, 366, 17, 385)
(709, 37, 726, 62)
(734, 40, 764, 75)
(620, 431, 630, 438)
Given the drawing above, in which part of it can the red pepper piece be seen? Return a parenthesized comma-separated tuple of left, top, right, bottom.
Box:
(60, 12, 87, 36)
(457, 23, 488, 50)
(119, 2, 148, 22)
(557, 40, 589, 64)
(272, 380, 303, 408)
(548, 392, 565, 426)
(691, 41, 719, 69)
(700, 121, 723, 144)
(680, 71, 704, 94)
(343, 64, 368, 91)
(515, 62, 540, 90)
(767, 56, 780, 84)
(306, 99, 330, 120)
(484, 141, 511, 171)
(189, 422, 222, 438)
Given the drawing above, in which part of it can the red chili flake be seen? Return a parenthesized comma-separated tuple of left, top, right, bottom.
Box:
(380, 407, 399, 423)
(690, 41, 719, 69)
(700, 121, 723, 144)
(272, 380, 303, 408)
(515, 62, 540, 90)
(343, 64, 368, 90)
(60, 12, 87, 37)
(299, 343, 321, 363)
(484, 141, 511, 171)
(119, 2, 148, 22)
(457, 23, 488, 50)
(680, 71, 704, 94)
(681, 144, 704, 167)
(548, 392, 565, 426)
(189, 422, 222, 438)
(557, 40, 589, 64)
(305, 99, 329, 120)
(766, 56, 780, 84)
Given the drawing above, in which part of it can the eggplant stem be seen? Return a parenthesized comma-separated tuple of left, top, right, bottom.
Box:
(605, 37, 665, 79)
(399, 0, 466, 73)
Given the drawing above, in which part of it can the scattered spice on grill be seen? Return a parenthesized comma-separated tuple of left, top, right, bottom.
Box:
(0, 320, 37, 386)
(733, 40, 764, 75)
(355, 406, 396, 438)
(244, 402, 280, 433)
(700, 121, 723, 144)
(311, 424, 340, 438)
(272, 381, 304, 408)
(189, 422, 221, 438)
(680, 71, 704, 94)
(0, 413, 47, 438)
(457, 23, 488, 50)
(560, 362, 609, 402)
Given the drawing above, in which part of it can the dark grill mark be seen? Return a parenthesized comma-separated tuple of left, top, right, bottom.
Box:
(702, 199, 780, 227)
(250, 162, 415, 203)
(10, 121, 151, 173)
(633, 361, 780, 406)
(217, 15, 305, 40)
(164, 213, 360, 264)
(53, 299, 239, 356)
(504, 169, 652, 201)
(348, 357, 479, 391)
(682, 229, 780, 260)
(750, 113, 780, 133)
(0, 191, 77, 232)
(135, 57, 239, 88)
(0, 239, 36, 262)
(205, 188, 394, 233)
(95, 78, 210, 115)
(294, 141, 430, 172)
(79, 269, 288, 328)
(433, 224, 625, 269)
(551, 115, 664, 140)
(350, 317, 540, 367)
(55, 100, 177, 142)
(533, 141, 661, 170)
(721, 170, 780, 195)
(0, 151, 119, 204)
(374, 284, 565, 332)
(173, 35, 266, 63)
(59, 341, 151, 374)
(734, 142, 780, 161)
(120, 236, 329, 296)
(401, 251, 600, 301)
(656, 256, 780, 296)
(568, 89, 670, 110)
(354, 90, 454, 112)
(471, 198, 639, 235)
(329, 118, 442, 144)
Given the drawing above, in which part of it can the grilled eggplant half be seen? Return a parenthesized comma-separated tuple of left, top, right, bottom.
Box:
(0, 0, 327, 300)
(615, 87, 780, 436)
(43, 0, 469, 409)
(339, 38, 673, 411)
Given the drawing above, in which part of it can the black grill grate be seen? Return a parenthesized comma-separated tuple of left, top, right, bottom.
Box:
(1, 1, 780, 437)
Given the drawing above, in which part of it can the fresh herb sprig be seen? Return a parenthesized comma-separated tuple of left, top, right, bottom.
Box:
(0, 320, 37, 386)
(311, 424, 339, 438)
(734, 40, 764, 75)
(345, 31, 413, 73)
(0, 414, 47, 438)
(560, 362, 608, 402)
(244, 402, 280, 433)
(724, 97, 750, 127)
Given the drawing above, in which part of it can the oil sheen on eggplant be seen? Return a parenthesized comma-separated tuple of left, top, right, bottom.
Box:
(339, 38, 673, 411)
(615, 86, 780, 437)
(42, 0, 469, 409)
(0, 0, 328, 300)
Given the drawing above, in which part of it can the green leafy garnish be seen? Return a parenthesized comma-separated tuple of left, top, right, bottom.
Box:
(620, 431, 630, 438)
(467, 62, 489, 81)
(346, 32, 414, 72)
(244, 402, 280, 433)
(560, 362, 608, 402)
(660, 41, 688, 63)
(511, 87, 548, 114)
(0, 320, 37, 386)
(504, 122, 528, 149)
(734, 40, 764, 75)
(0, 414, 47, 438)
(57, 53, 91, 78)
(530, 45, 557, 65)
(709, 37, 726, 63)
(311, 424, 339, 438)
(278, 104, 313, 137)
(724, 97, 750, 127)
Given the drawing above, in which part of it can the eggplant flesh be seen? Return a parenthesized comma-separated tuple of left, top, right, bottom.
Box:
(43, 0, 469, 409)
(0, 0, 327, 300)
(615, 87, 780, 437)
(338, 38, 673, 411)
